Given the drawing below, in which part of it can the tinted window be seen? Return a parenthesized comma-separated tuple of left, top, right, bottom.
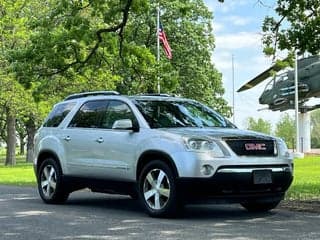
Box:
(135, 100, 235, 129)
(101, 101, 136, 129)
(43, 102, 76, 127)
(69, 100, 108, 128)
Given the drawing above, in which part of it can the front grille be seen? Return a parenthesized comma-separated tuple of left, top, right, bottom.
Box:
(225, 139, 276, 156)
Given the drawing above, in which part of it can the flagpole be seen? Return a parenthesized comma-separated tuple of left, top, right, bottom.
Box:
(156, 4, 161, 93)
(232, 54, 235, 124)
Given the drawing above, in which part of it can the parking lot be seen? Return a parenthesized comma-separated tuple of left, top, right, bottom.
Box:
(0, 185, 319, 240)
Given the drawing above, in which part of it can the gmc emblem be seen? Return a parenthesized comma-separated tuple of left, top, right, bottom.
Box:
(245, 143, 267, 151)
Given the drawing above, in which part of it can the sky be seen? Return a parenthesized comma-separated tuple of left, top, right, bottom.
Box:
(203, 0, 294, 129)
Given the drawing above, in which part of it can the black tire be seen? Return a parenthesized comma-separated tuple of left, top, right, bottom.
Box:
(128, 187, 139, 200)
(37, 158, 69, 204)
(138, 160, 180, 217)
(241, 200, 281, 212)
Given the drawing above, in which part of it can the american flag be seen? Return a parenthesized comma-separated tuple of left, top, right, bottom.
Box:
(158, 23, 172, 59)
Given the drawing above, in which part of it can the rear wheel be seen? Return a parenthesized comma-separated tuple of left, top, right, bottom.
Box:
(138, 160, 180, 217)
(241, 200, 281, 212)
(37, 158, 69, 204)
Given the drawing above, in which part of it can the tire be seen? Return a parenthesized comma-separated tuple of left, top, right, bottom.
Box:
(241, 200, 281, 212)
(37, 158, 69, 204)
(128, 187, 139, 200)
(138, 160, 180, 217)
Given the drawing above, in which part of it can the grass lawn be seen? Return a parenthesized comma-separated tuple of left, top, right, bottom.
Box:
(286, 155, 320, 200)
(0, 154, 36, 186)
(0, 151, 319, 200)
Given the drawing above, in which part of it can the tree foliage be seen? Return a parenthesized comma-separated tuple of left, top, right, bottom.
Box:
(0, 0, 231, 165)
(0, 0, 60, 164)
(0, 0, 31, 165)
(11, 0, 230, 115)
(262, 0, 320, 58)
(275, 113, 295, 149)
(246, 117, 272, 135)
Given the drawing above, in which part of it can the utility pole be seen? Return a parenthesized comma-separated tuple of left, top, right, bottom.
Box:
(294, 50, 304, 158)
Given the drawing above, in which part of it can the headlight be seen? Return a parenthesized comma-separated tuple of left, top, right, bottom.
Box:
(277, 138, 291, 158)
(184, 138, 225, 157)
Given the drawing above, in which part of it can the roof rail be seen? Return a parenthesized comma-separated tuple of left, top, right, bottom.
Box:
(138, 93, 174, 97)
(64, 91, 120, 101)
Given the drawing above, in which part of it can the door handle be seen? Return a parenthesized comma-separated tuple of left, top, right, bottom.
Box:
(64, 136, 71, 142)
(96, 137, 104, 143)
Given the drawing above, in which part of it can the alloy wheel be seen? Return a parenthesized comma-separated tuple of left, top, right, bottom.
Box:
(143, 169, 170, 210)
(40, 165, 57, 198)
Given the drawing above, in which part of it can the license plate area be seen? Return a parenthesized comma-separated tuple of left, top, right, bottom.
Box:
(253, 170, 272, 184)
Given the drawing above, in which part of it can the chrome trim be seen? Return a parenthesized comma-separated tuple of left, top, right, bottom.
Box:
(68, 163, 128, 170)
(217, 167, 291, 174)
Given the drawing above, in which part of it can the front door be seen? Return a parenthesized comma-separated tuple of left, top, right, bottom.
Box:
(63, 99, 138, 180)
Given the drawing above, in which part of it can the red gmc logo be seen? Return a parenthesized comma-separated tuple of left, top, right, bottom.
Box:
(245, 143, 267, 151)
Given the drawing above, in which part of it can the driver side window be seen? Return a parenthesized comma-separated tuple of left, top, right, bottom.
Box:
(101, 100, 136, 129)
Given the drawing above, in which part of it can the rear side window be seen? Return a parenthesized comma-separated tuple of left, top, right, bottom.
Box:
(68, 100, 108, 128)
(43, 102, 76, 127)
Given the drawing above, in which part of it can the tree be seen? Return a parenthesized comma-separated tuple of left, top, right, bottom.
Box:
(275, 113, 295, 149)
(262, 0, 320, 58)
(1, 0, 231, 165)
(246, 117, 272, 135)
(0, 0, 46, 165)
(11, 0, 231, 116)
(16, 119, 27, 155)
(0, 76, 26, 165)
(311, 109, 320, 148)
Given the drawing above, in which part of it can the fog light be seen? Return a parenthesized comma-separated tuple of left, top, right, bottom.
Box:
(201, 165, 214, 176)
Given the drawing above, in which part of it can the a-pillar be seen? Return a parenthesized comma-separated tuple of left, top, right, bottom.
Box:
(298, 112, 311, 153)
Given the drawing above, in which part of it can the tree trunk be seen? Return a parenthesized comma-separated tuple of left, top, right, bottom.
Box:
(26, 119, 36, 163)
(19, 134, 25, 155)
(5, 111, 16, 166)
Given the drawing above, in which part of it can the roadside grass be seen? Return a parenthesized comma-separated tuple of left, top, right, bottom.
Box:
(0, 150, 319, 200)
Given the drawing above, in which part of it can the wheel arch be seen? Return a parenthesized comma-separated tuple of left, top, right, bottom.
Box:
(136, 150, 179, 180)
(36, 150, 62, 176)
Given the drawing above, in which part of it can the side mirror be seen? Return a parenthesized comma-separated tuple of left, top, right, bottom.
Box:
(112, 119, 139, 132)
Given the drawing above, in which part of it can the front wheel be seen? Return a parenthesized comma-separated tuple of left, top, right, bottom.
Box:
(138, 160, 180, 217)
(241, 200, 281, 212)
(37, 158, 69, 204)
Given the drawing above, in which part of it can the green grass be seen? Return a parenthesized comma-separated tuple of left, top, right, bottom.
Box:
(286, 156, 320, 200)
(0, 154, 36, 186)
(0, 150, 319, 200)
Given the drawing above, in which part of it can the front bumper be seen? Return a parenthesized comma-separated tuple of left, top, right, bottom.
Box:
(177, 164, 293, 203)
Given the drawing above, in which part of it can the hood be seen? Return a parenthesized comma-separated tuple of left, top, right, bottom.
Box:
(160, 127, 275, 140)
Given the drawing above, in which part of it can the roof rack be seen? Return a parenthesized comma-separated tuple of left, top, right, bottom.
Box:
(64, 91, 120, 101)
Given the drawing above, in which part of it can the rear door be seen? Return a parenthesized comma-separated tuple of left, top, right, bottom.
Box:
(63, 100, 109, 177)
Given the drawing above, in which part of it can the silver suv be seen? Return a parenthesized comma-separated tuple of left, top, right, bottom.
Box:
(34, 91, 293, 217)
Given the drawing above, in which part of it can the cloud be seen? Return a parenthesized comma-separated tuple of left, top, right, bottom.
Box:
(224, 15, 254, 26)
(205, 0, 251, 13)
(215, 31, 262, 50)
(212, 22, 224, 33)
(213, 16, 254, 34)
(212, 51, 235, 71)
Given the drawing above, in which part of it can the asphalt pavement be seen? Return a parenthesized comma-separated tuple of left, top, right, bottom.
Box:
(0, 185, 319, 240)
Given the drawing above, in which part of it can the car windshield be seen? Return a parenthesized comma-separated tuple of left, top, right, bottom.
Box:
(134, 99, 236, 129)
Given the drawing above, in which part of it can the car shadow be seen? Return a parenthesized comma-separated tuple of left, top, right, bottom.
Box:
(63, 191, 276, 220)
